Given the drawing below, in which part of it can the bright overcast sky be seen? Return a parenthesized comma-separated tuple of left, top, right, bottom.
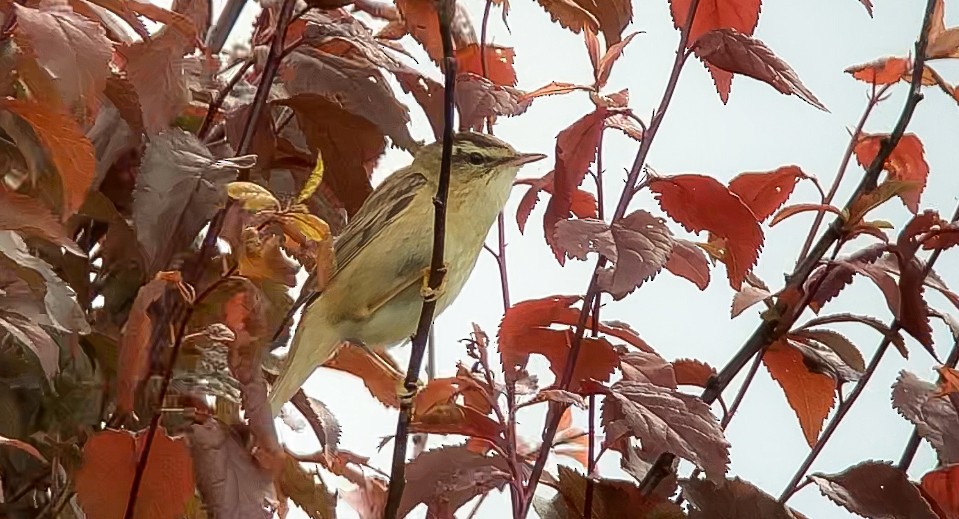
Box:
(205, 0, 959, 516)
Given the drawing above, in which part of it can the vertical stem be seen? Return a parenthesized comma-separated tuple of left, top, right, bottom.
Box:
(382, 0, 457, 516)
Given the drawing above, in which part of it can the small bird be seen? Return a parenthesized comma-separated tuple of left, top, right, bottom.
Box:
(269, 132, 545, 415)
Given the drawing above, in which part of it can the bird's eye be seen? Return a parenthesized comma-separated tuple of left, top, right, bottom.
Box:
(468, 152, 485, 165)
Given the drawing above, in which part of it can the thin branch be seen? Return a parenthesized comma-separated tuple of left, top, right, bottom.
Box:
(521, 0, 702, 510)
(198, 58, 254, 141)
(779, 201, 959, 502)
(122, 268, 238, 519)
(206, 0, 248, 53)
(382, 0, 457, 516)
(795, 83, 892, 261)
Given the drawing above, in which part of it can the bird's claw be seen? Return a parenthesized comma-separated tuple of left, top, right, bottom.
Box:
(420, 264, 449, 302)
(397, 379, 424, 407)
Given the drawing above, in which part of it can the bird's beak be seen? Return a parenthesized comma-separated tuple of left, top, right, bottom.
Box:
(506, 152, 548, 167)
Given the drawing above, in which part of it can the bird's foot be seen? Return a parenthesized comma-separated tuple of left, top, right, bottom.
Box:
(420, 263, 449, 302)
(397, 379, 425, 408)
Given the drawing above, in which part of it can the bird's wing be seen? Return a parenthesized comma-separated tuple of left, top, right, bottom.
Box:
(333, 168, 429, 277)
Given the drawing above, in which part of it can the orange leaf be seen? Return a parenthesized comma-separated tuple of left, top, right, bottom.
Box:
(515, 171, 597, 234)
(75, 429, 194, 519)
(324, 344, 403, 408)
(920, 465, 959, 518)
(520, 81, 592, 102)
(936, 366, 959, 396)
(395, 0, 441, 61)
(410, 403, 504, 445)
(649, 174, 763, 289)
(763, 341, 835, 447)
(670, 0, 761, 102)
(544, 109, 609, 263)
(845, 56, 911, 85)
(498, 296, 621, 390)
(1, 99, 95, 219)
(455, 44, 517, 86)
(853, 133, 929, 214)
(728, 165, 808, 221)
(671, 358, 716, 388)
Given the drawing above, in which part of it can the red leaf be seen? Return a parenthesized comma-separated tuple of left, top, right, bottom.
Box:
(664, 239, 711, 289)
(845, 56, 911, 85)
(649, 174, 764, 289)
(669, 0, 761, 102)
(728, 165, 808, 221)
(693, 29, 828, 111)
(515, 171, 597, 234)
(730, 283, 771, 318)
(498, 296, 624, 390)
(324, 344, 404, 408)
(544, 109, 609, 262)
(595, 32, 640, 88)
(763, 340, 835, 447)
(853, 133, 929, 213)
(923, 222, 959, 251)
(894, 211, 942, 349)
(454, 44, 517, 86)
(921, 465, 959, 519)
(75, 429, 195, 519)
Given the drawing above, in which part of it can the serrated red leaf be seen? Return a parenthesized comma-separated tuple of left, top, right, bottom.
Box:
(669, 0, 761, 102)
(693, 29, 827, 111)
(728, 165, 807, 221)
(515, 172, 598, 234)
(845, 57, 911, 85)
(853, 133, 929, 214)
(75, 429, 195, 519)
(649, 174, 763, 289)
(454, 44, 517, 86)
(544, 109, 609, 263)
(894, 211, 941, 349)
(498, 296, 630, 390)
(763, 341, 835, 447)
(805, 244, 887, 313)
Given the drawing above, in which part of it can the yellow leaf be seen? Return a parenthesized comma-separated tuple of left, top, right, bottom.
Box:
(297, 154, 325, 204)
(281, 213, 331, 242)
(227, 181, 280, 212)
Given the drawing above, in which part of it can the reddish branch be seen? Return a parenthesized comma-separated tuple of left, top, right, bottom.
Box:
(382, 0, 458, 516)
(520, 0, 703, 513)
(638, 0, 939, 496)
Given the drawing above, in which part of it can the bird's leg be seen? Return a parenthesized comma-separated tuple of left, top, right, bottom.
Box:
(420, 263, 449, 302)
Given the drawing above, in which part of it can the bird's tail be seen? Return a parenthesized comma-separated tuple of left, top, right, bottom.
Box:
(268, 313, 339, 416)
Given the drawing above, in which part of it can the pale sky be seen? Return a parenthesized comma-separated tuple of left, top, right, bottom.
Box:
(207, 0, 959, 517)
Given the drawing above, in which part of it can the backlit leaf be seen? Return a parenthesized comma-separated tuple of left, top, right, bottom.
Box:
(763, 340, 835, 447)
(544, 109, 609, 262)
(845, 57, 911, 86)
(728, 165, 808, 221)
(920, 465, 959, 518)
(75, 428, 195, 519)
(650, 174, 763, 289)
(227, 182, 281, 212)
(455, 44, 517, 86)
(664, 239, 711, 290)
(853, 134, 929, 214)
